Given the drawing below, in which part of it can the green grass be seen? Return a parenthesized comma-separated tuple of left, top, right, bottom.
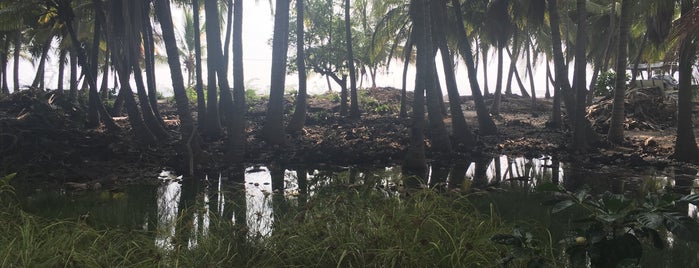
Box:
(0, 174, 527, 267)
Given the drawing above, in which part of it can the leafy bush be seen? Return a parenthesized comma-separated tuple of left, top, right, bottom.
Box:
(595, 71, 630, 98)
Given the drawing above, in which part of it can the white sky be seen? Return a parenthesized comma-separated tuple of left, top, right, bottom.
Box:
(8, 2, 574, 98)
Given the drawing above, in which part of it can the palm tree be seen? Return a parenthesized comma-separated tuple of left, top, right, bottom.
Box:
(154, 0, 202, 174)
(572, 0, 590, 152)
(403, 0, 429, 179)
(345, 0, 360, 119)
(485, 0, 513, 116)
(672, 0, 699, 162)
(432, 0, 475, 149)
(227, 0, 246, 162)
(262, 0, 291, 146)
(288, 0, 308, 133)
(451, 0, 497, 135)
(203, 0, 225, 138)
(607, 0, 633, 144)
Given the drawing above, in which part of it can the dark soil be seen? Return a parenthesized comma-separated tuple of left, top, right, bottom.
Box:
(1, 87, 696, 188)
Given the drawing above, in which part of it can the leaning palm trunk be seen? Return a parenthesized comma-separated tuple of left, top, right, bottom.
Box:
(433, 0, 474, 149)
(155, 0, 203, 174)
(451, 0, 497, 135)
(607, 0, 633, 144)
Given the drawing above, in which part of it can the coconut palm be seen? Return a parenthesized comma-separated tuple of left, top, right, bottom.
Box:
(262, 0, 291, 146)
(288, 0, 308, 133)
(607, 0, 633, 144)
(344, 0, 360, 119)
(671, 0, 699, 162)
(451, 0, 497, 135)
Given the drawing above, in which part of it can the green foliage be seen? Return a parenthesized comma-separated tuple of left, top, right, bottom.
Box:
(594, 71, 630, 98)
(491, 227, 549, 267)
(0, 180, 516, 267)
(538, 183, 699, 267)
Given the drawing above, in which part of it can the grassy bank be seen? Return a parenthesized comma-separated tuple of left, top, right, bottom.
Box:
(0, 175, 528, 267)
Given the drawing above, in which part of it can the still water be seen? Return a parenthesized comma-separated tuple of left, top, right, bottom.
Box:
(16, 155, 699, 266)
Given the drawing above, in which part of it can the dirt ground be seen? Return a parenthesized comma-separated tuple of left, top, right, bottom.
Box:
(1, 87, 696, 187)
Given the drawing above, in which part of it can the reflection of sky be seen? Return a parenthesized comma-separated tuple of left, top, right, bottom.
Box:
(155, 171, 182, 250)
(460, 155, 563, 188)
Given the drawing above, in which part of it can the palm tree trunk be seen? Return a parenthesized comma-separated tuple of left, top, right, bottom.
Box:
(262, 0, 290, 146)
(1, 36, 11, 94)
(434, 0, 474, 148)
(227, 0, 247, 162)
(525, 39, 536, 107)
(505, 45, 516, 96)
(141, 1, 165, 126)
(400, 34, 413, 118)
(340, 74, 348, 116)
(193, 0, 206, 132)
(629, 34, 648, 85)
(155, 0, 203, 174)
(133, 63, 169, 139)
(548, 0, 574, 122)
(601, 1, 617, 72)
(607, 0, 632, 144)
(345, 0, 360, 119)
(403, 0, 429, 179)
(223, 0, 233, 65)
(451, 0, 497, 135)
(673, 0, 699, 162)
(481, 45, 490, 95)
(490, 45, 504, 115)
(12, 31, 20, 93)
(100, 44, 110, 98)
(572, 0, 589, 151)
(422, 6, 451, 156)
(70, 48, 78, 98)
(204, 0, 222, 138)
(31, 38, 51, 90)
(545, 60, 552, 99)
(288, 0, 308, 133)
(57, 49, 66, 93)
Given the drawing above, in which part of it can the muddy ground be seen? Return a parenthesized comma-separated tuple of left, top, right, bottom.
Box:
(0, 87, 696, 187)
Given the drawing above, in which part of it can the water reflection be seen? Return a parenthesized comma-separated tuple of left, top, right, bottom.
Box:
(16, 155, 699, 265)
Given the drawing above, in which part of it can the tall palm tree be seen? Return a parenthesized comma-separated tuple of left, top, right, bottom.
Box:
(607, 0, 633, 144)
(203, 0, 225, 138)
(227, 0, 246, 162)
(403, 0, 429, 179)
(154, 0, 202, 174)
(451, 0, 497, 135)
(288, 0, 308, 133)
(262, 0, 290, 146)
(345, 0, 360, 119)
(572, 0, 590, 152)
(432, 0, 475, 149)
(672, 0, 699, 162)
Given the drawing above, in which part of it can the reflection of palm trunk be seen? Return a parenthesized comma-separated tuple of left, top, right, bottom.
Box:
(551, 160, 560, 185)
(297, 168, 308, 209)
(175, 178, 199, 248)
(448, 160, 468, 190)
(472, 158, 489, 189)
(429, 164, 449, 191)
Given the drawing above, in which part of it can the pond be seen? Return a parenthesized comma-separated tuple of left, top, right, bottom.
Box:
(14, 155, 699, 267)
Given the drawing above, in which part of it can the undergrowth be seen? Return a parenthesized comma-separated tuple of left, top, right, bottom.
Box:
(0, 173, 526, 267)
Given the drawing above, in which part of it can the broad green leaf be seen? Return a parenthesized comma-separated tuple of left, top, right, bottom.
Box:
(663, 212, 699, 242)
(637, 212, 664, 229)
(536, 182, 563, 192)
(552, 199, 575, 213)
(678, 194, 699, 207)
